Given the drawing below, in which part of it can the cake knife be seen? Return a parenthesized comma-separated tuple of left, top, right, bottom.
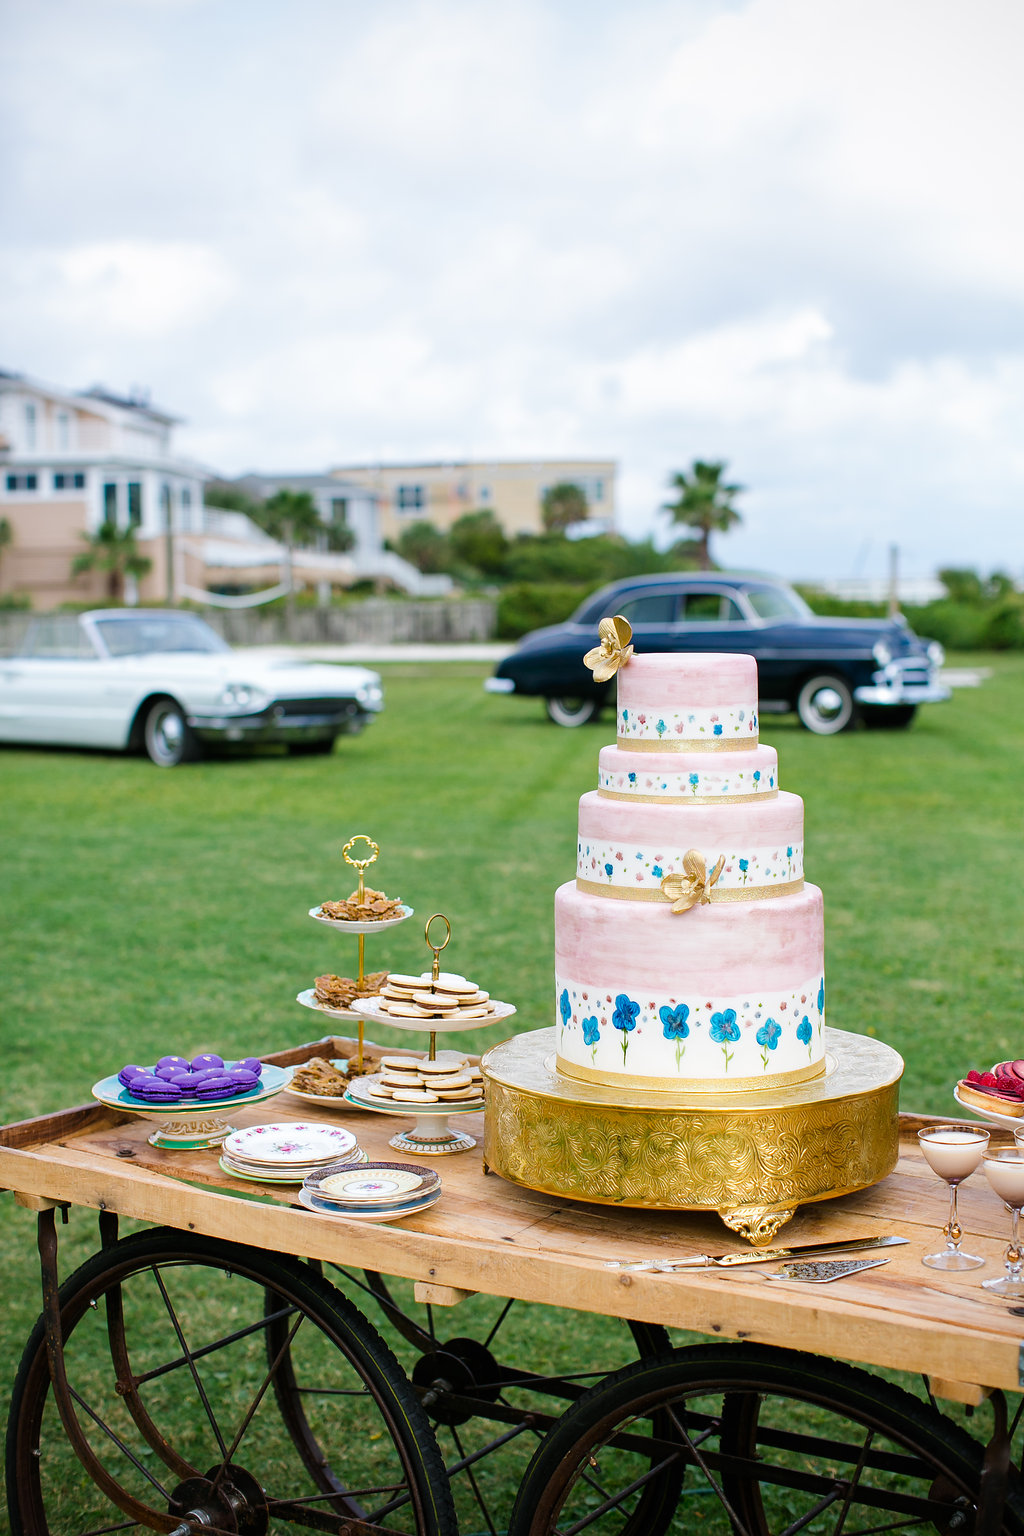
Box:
(605, 1235, 908, 1272)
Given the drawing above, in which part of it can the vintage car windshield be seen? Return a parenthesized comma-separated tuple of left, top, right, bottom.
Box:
(93, 616, 230, 657)
(744, 585, 812, 622)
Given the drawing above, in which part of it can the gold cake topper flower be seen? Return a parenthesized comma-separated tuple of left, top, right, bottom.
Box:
(660, 850, 726, 913)
(583, 615, 634, 682)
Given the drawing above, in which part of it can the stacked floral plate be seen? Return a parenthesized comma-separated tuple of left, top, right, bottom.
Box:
(298, 1161, 441, 1221)
(219, 1122, 365, 1184)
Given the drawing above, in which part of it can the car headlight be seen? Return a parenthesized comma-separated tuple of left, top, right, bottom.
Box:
(218, 683, 267, 711)
(872, 639, 893, 667)
(927, 641, 945, 666)
(356, 682, 384, 707)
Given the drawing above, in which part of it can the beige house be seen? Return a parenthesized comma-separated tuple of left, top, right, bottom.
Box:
(0, 370, 211, 607)
(329, 459, 617, 543)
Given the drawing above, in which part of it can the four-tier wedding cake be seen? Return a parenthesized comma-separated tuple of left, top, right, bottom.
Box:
(554, 636, 826, 1093)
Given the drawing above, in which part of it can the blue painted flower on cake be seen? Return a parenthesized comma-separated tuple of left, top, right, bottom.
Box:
(582, 1015, 600, 1063)
(817, 978, 825, 1019)
(710, 1008, 740, 1071)
(559, 989, 571, 1029)
(689, 773, 700, 795)
(612, 993, 639, 1064)
(713, 723, 723, 736)
(604, 863, 614, 880)
(796, 1014, 813, 1058)
(756, 1017, 781, 1069)
(660, 1003, 690, 1069)
(738, 857, 749, 884)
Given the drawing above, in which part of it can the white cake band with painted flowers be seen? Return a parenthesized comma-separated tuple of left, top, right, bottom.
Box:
(556, 972, 826, 1086)
(577, 838, 803, 896)
(614, 652, 760, 749)
(597, 743, 779, 803)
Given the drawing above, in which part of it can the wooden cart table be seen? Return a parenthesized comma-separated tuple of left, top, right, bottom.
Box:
(4, 1037, 1024, 1535)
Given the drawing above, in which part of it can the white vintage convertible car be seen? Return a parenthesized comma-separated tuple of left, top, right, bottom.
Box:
(0, 610, 384, 765)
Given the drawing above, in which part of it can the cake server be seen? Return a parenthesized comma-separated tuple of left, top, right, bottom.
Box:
(605, 1234, 908, 1272)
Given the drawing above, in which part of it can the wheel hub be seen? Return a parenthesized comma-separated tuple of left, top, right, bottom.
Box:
(811, 687, 844, 719)
(413, 1337, 503, 1426)
(169, 1464, 269, 1534)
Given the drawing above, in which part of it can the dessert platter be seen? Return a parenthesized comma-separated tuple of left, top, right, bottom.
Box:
(955, 1059, 1024, 1127)
(303, 834, 413, 1072)
(481, 618, 904, 1244)
(91, 1053, 292, 1149)
(298, 1160, 442, 1221)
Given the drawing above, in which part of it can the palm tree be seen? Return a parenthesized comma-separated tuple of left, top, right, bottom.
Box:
(541, 482, 588, 533)
(71, 523, 152, 603)
(662, 461, 743, 571)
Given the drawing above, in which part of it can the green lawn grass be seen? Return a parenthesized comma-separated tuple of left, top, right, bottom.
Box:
(2, 655, 1022, 1529)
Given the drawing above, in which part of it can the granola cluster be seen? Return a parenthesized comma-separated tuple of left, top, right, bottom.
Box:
(313, 971, 389, 1009)
(317, 887, 405, 922)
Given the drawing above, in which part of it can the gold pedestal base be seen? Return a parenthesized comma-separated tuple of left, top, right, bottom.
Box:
(482, 1026, 902, 1246)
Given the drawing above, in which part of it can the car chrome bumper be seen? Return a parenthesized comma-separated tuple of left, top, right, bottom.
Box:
(189, 704, 369, 743)
(484, 677, 516, 693)
(853, 682, 952, 705)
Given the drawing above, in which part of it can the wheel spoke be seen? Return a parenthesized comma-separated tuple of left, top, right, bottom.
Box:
(151, 1263, 230, 1461)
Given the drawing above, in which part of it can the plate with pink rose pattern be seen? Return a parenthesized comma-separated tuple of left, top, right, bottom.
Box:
(223, 1123, 357, 1167)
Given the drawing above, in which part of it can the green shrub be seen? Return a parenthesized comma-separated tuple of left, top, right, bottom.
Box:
(496, 582, 586, 638)
(982, 596, 1024, 650)
(0, 592, 31, 611)
(901, 600, 991, 651)
(796, 588, 888, 619)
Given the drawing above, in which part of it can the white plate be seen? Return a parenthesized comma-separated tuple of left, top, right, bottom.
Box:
(297, 1186, 441, 1221)
(295, 990, 366, 1021)
(308, 905, 414, 935)
(220, 1149, 367, 1184)
(344, 1076, 485, 1116)
(953, 1085, 1024, 1131)
(223, 1122, 357, 1166)
(314, 1166, 430, 1202)
(349, 997, 516, 1034)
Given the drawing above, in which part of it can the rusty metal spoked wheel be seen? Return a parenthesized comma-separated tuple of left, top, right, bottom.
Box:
(278, 1267, 674, 1535)
(5, 1228, 457, 1536)
(506, 1343, 1024, 1536)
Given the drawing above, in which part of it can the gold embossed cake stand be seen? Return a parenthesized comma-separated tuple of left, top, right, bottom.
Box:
(482, 1026, 902, 1245)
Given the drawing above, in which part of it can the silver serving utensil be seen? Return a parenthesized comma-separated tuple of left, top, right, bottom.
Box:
(604, 1234, 908, 1273)
(763, 1256, 891, 1283)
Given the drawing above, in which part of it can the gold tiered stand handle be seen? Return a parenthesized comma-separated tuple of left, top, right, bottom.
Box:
(343, 834, 379, 991)
(423, 913, 452, 1060)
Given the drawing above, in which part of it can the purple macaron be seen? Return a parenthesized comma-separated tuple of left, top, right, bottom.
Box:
(118, 1065, 148, 1089)
(191, 1053, 224, 1071)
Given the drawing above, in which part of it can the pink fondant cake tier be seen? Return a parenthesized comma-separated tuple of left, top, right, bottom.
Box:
(597, 742, 779, 802)
(577, 789, 804, 896)
(617, 653, 758, 748)
(554, 880, 825, 1088)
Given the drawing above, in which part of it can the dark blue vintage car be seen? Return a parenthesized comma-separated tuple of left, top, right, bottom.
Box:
(485, 572, 949, 733)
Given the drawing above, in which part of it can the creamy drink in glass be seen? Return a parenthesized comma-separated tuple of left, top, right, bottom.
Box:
(982, 1150, 1024, 1296)
(917, 1126, 990, 1270)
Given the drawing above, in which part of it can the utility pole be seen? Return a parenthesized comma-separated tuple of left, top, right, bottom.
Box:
(887, 544, 900, 618)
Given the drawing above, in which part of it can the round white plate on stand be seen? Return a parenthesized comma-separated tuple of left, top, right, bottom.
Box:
(307, 905, 414, 934)
(343, 1075, 484, 1156)
(349, 997, 516, 1034)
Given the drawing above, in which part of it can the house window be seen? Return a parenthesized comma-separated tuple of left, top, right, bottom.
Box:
(127, 482, 142, 527)
(103, 483, 118, 523)
(180, 486, 192, 530)
(478, 484, 491, 503)
(6, 473, 38, 491)
(56, 412, 71, 451)
(53, 472, 86, 491)
(395, 484, 425, 512)
(24, 403, 37, 450)
(330, 498, 349, 524)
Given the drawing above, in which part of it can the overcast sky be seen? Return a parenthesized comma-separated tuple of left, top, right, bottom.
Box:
(3, 0, 1023, 580)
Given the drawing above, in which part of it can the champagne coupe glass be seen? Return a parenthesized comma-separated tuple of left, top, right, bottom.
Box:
(917, 1125, 990, 1270)
(981, 1149, 1024, 1295)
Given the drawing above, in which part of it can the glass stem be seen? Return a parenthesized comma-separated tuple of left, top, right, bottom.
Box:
(945, 1182, 962, 1252)
(1009, 1205, 1022, 1278)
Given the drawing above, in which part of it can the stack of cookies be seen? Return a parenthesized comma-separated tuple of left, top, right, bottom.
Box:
(356, 1053, 484, 1107)
(369, 971, 496, 1023)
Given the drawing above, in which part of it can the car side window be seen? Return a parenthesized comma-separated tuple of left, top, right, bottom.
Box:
(20, 617, 96, 659)
(681, 593, 744, 623)
(611, 593, 679, 625)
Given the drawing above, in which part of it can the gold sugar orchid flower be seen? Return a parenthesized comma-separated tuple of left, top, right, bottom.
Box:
(660, 850, 727, 913)
(583, 615, 634, 683)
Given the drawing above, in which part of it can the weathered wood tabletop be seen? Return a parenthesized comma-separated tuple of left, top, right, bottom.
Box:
(2, 1037, 1022, 1400)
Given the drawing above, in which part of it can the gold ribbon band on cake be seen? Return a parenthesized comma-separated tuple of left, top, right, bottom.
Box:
(576, 876, 804, 902)
(597, 787, 779, 805)
(555, 1051, 827, 1094)
(617, 736, 757, 752)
